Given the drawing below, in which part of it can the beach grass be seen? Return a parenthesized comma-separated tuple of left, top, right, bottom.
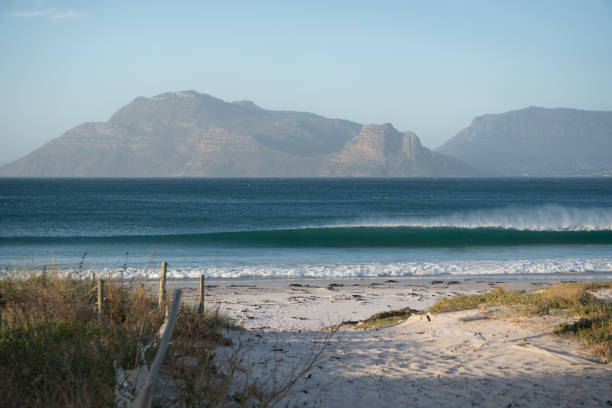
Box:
(0, 273, 315, 407)
(355, 307, 415, 330)
(324, 307, 416, 331)
(429, 282, 612, 362)
(0, 274, 159, 406)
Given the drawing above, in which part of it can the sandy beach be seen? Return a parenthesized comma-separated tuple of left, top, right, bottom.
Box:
(165, 277, 612, 407)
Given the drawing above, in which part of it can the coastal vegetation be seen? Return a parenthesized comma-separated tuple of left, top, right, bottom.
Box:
(0, 271, 317, 407)
(351, 307, 416, 330)
(429, 282, 612, 362)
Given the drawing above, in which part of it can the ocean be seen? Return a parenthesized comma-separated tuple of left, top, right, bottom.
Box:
(1, 178, 611, 280)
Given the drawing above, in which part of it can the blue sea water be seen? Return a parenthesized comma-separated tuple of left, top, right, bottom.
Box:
(1, 178, 611, 279)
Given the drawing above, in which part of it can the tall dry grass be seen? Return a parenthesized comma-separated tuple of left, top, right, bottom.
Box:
(0, 271, 322, 407)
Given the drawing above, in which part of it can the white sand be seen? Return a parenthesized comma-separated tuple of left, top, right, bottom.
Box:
(167, 278, 612, 407)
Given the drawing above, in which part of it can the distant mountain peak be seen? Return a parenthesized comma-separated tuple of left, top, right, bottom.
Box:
(0, 91, 478, 177)
(437, 106, 612, 176)
(150, 90, 200, 100)
(232, 100, 261, 109)
(326, 123, 476, 177)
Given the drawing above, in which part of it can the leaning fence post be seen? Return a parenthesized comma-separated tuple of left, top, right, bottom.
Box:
(158, 262, 167, 308)
(132, 289, 182, 408)
(198, 274, 205, 314)
(97, 279, 105, 318)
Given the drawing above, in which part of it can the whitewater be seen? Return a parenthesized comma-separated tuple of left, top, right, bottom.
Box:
(323, 205, 612, 231)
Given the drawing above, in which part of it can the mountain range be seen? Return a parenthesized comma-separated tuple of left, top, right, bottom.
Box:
(437, 106, 612, 176)
(1, 91, 610, 177)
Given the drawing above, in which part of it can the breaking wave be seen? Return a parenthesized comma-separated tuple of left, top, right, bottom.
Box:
(2, 206, 611, 248)
(334, 205, 612, 231)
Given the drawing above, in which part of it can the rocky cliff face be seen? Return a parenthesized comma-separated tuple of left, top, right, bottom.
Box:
(327, 124, 478, 176)
(437, 107, 612, 176)
(0, 91, 476, 177)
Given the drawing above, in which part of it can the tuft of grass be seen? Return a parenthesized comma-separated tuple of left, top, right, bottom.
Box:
(429, 287, 532, 314)
(428, 282, 612, 362)
(557, 317, 612, 362)
(355, 307, 415, 330)
(581, 281, 612, 290)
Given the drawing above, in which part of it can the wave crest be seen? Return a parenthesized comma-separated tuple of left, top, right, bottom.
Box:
(330, 205, 612, 231)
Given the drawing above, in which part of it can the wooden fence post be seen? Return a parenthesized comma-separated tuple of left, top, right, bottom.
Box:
(132, 289, 183, 408)
(198, 274, 205, 314)
(97, 279, 105, 318)
(158, 262, 167, 308)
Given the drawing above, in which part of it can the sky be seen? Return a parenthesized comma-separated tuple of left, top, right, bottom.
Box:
(1, 0, 611, 165)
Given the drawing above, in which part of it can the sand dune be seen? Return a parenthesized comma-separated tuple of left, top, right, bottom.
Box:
(169, 278, 612, 407)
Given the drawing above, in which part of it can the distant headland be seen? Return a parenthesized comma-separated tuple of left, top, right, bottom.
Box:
(1, 91, 610, 177)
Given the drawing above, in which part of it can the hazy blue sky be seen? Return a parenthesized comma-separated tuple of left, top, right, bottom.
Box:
(1, 0, 611, 165)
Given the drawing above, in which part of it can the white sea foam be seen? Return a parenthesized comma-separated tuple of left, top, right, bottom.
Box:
(79, 258, 612, 280)
(315, 205, 612, 231)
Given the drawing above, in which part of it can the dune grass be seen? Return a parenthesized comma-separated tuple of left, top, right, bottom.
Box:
(429, 282, 612, 362)
(0, 272, 316, 407)
(0, 275, 156, 406)
(355, 307, 416, 330)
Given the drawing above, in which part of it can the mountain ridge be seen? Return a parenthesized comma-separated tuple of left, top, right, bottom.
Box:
(326, 123, 475, 177)
(437, 106, 612, 176)
(0, 91, 477, 177)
